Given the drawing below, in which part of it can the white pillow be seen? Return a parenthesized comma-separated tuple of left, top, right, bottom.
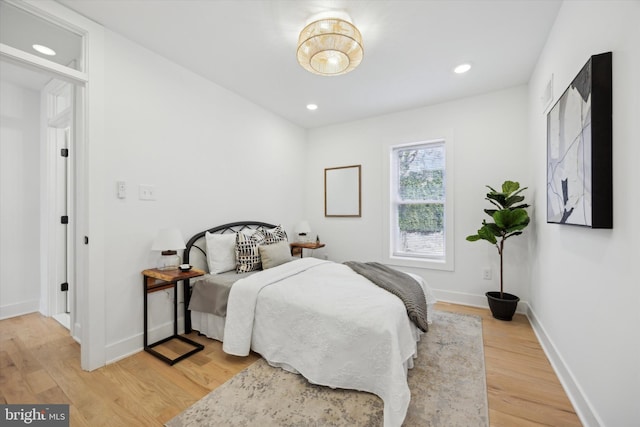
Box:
(205, 232, 237, 274)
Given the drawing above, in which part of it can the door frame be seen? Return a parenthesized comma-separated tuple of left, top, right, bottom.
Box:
(1, 0, 106, 371)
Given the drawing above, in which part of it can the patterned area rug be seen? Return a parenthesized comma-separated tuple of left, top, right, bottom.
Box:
(166, 311, 488, 427)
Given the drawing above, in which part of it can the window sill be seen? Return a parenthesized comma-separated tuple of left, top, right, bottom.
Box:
(385, 255, 454, 272)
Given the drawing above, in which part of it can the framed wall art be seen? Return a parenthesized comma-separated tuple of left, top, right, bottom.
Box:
(324, 165, 361, 217)
(546, 51, 612, 228)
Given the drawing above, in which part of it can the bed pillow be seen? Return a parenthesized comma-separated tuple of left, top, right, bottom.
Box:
(262, 224, 288, 244)
(259, 241, 292, 270)
(205, 232, 237, 274)
(235, 230, 266, 273)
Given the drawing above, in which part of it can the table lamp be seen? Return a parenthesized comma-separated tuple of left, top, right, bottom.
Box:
(151, 228, 186, 270)
(294, 220, 311, 242)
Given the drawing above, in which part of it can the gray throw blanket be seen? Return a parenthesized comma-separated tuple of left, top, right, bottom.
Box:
(344, 261, 429, 332)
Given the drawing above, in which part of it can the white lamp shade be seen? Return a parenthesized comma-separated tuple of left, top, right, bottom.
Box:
(294, 221, 311, 235)
(151, 228, 186, 251)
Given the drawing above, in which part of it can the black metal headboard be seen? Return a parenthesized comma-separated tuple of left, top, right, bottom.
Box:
(183, 220, 278, 269)
(182, 221, 278, 332)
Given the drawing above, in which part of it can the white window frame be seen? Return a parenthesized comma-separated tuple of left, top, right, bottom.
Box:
(384, 137, 454, 271)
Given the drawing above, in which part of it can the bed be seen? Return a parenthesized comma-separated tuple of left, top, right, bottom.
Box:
(183, 221, 436, 427)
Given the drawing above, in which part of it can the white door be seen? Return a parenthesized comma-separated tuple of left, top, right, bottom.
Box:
(46, 79, 73, 331)
(50, 126, 71, 328)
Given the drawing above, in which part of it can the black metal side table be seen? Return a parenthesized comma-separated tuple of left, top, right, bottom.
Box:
(142, 267, 205, 365)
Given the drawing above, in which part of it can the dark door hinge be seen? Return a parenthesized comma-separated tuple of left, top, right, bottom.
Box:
(61, 282, 69, 292)
(61, 215, 69, 224)
(61, 148, 69, 157)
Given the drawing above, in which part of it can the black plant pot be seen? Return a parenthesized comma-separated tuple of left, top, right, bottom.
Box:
(486, 291, 520, 321)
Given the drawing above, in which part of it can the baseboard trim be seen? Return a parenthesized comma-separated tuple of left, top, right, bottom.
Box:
(105, 317, 185, 364)
(526, 306, 602, 427)
(433, 289, 530, 314)
(0, 299, 40, 320)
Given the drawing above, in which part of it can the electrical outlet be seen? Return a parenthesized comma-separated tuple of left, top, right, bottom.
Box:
(139, 184, 156, 201)
(482, 268, 492, 280)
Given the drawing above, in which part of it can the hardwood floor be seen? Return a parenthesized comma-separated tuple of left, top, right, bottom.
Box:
(435, 303, 581, 426)
(0, 303, 581, 426)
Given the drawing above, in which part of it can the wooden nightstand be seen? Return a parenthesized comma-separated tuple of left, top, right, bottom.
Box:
(142, 267, 205, 365)
(289, 241, 325, 258)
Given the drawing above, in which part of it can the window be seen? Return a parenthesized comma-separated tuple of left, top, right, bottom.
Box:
(389, 139, 453, 270)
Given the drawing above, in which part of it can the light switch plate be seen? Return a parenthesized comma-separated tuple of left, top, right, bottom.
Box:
(116, 181, 126, 199)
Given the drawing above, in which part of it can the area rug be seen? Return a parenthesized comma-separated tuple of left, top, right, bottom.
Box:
(166, 311, 488, 427)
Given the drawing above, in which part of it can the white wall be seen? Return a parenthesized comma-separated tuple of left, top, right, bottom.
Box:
(101, 31, 307, 362)
(528, 1, 640, 425)
(0, 81, 41, 319)
(306, 85, 531, 308)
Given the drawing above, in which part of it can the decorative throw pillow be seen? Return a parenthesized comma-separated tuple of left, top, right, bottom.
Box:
(262, 224, 288, 244)
(205, 232, 236, 274)
(259, 241, 293, 270)
(235, 230, 266, 273)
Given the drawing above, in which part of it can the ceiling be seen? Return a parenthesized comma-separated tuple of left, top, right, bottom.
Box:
(7, 0, 562, 128)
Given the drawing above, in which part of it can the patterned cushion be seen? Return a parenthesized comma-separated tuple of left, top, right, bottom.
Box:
(262, 224, 288, 244)
(235, 230, 266, 273)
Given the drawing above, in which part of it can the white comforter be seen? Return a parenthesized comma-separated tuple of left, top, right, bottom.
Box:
(223, 257, 424, 427)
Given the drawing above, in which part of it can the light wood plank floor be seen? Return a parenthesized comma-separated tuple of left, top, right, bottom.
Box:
(0, 303, 581, 426)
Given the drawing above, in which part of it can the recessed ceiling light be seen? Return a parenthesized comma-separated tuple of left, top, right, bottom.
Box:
(454, 63, 471, 74)
(32, 44, 56, 56)
(306, 104, 318, 111)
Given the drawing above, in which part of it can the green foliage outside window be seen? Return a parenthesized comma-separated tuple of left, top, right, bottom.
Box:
(397, 145, 445, 233)
(398, 204, 444, 233)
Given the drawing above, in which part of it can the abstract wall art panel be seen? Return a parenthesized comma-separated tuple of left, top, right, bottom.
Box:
(547, 52, 612, 228)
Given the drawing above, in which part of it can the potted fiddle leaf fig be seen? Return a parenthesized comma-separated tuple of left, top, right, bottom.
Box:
(466, 180, 530, 321)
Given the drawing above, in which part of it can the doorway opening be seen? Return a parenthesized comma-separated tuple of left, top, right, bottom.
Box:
(0, 61, 77, 334)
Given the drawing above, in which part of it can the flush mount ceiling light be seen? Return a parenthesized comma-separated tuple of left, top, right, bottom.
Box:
(454, 63, 472, 74)
(32, 44, 56, 56)
(306, 104, 318, 110)
(297, 13, 363, 76)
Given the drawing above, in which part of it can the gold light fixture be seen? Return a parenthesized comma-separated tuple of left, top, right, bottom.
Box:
(297, 15, 363, 76)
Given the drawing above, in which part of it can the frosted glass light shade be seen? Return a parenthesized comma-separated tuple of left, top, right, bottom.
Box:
(297, 18, 363, 76)
(294, 220, 311, 242)
(151, 228, 186, 253)
(152, 228, 186, 270)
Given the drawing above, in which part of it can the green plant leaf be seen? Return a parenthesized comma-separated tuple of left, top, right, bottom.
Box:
(509, 186, 527, 198)
(502, 180, 520, 194)
(483, 222, 502, 236)
(504, 195, 525, 207)
(484, 208, 498, 217)
(510, 208, 530, 224)
(478, 226, 497, 244)
(505, 231, 523, 239)
(493, 208, 529, 230)
(466, 235, 481, 241)
(486, 193, 507, 207)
